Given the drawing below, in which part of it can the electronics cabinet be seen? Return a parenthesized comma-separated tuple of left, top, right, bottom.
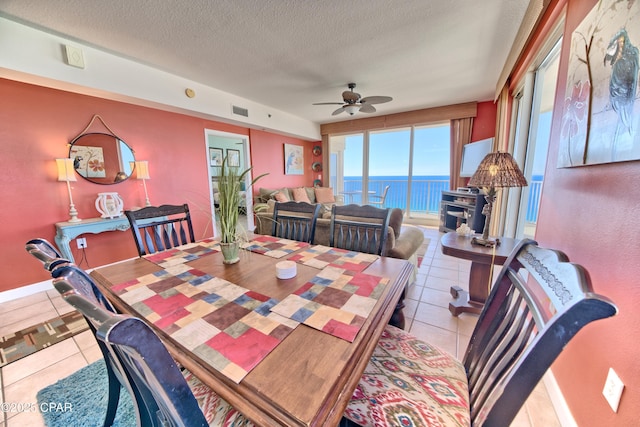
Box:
(439, 190, 487, 233)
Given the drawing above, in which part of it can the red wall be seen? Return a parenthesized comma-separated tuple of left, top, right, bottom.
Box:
(517, 0, 640, 423)
(470, 100, 497, 142)
(0, 78, 316, 291)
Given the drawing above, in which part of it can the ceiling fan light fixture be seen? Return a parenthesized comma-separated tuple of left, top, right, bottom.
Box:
(344, 104, 360, 115)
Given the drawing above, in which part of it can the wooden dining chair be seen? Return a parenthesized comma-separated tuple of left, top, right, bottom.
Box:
(53, 278, 254, 427)
(330, 204, 391, 255)
(125, 204, 195, 256)
(50, 264, 125, 427)
(369, 185, 390, 208)
(342, 239, 617, 427)
(271, 201, 321, 243)
(25, 238, 69, 272)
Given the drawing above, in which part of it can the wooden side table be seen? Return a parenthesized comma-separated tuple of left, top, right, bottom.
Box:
(440, 232, 519, 316)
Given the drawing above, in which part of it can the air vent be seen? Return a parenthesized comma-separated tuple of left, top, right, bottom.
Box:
(232, 105, 249, 117)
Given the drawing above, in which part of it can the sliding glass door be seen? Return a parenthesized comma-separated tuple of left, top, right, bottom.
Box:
(330, 123, 450, 223)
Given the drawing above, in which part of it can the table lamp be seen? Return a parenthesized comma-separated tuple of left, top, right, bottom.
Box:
(468, 152, 527, 247)
(56, 158, 81, 222)
(134, 160, 151, 206)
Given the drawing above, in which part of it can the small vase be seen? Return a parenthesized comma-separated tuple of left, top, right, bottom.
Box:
(219, 241, 240, 264)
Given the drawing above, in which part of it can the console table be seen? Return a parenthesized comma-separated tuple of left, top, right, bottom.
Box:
(440, 232, 519, 316)
(55, 217, 130, 263)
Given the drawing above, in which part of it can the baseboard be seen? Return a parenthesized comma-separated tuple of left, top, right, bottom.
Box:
(0, 279, 54, 303)
(544, 372, 577, 427)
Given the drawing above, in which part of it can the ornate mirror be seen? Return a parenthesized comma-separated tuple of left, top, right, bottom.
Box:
(69, 115, 135, 185)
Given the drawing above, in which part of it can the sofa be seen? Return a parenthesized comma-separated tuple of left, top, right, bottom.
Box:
(255, 186, 342, 216)
(255, 198, 424, 265)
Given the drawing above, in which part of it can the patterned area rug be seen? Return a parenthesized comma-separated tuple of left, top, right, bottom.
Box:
(0, 311, 89, 367)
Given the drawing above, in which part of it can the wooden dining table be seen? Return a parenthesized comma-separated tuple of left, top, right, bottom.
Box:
(90, 236, 412, 427)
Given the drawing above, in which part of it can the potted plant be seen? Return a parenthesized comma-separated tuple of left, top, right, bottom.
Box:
(216, 155, 267, 264)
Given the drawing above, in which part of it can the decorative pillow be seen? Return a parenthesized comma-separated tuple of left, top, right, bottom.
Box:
(314, 187, 336, 203)
(274, 191, 289, 202)
(292, 187, 311, 203)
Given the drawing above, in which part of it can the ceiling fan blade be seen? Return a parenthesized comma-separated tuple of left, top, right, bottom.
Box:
(360, 96, 392, 105)
(312, 102, 345, 105)
(332, 106, 345, 116)
(359, 104, 376, 113)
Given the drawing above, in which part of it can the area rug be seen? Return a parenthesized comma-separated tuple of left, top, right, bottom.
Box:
(0, 311, 89, 367)
(37, 359, 135, 427)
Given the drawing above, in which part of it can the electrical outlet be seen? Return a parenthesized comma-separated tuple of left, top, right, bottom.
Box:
(76, 238, 87, 249)
(603, 368, 624, 412)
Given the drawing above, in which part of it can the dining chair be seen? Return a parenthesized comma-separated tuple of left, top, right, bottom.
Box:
(25, 238, 69, 272)
(369, 185, 390, 208)
(342, 239, 618, 427)
(53, 278, 254, 427)
(271, 201, 321, 243)
(124, 204, 195, 256)
(329, 204, 391, 255)
(49, 264, 125, 427)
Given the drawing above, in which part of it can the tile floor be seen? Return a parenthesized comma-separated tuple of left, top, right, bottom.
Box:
(0, 226, 562, 426)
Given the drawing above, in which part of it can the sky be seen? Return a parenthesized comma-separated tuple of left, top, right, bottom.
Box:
(341, 114, 550, 178)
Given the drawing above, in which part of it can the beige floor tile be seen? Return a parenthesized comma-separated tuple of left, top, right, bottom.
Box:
(0, 292, 49, 315)
(427, 265, 459, 281)
(0, 300, 59, 338)
(72, 330, 98, 352)
(424, 275, 457, 292)
(420, 287, 452, 308)
(405, 284, 423, 301)
(430, 257, 459, 270)
(413, 302, 458, 332)
(403, 298, 419, 321)
(457, 312, 479, 336)
(3, 352, 88, 419)
(6, 409, 46, 427)
(2, 339, 81, 386)
(81, 344, 104, 364)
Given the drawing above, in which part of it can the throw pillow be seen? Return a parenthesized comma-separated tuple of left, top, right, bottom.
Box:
(314, 187, 336, 203)
(274, 191, 289, 202)
(292, 187, 311, 203)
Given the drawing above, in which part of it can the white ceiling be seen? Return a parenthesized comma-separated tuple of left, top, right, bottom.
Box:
(0, 0, 530, 125)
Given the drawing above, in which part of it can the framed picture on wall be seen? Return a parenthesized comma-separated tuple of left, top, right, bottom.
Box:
(209, 148, 223, 167)
(284, 143, 304, 175)
(227, 148, 240, 167)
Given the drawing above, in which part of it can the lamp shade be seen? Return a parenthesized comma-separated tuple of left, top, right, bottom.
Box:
(468, 152, 528, 189)
(135, 161, 150, 180)
(56, 158, 77, 182)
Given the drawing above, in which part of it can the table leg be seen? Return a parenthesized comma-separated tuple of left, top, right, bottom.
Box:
(388, 289, 405, 329)
(448, 261, 491, 316)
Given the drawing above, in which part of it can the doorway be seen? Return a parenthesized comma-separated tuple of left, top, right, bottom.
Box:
(204, 130, 254, 237)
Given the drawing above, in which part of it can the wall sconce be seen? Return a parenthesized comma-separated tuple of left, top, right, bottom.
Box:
(135, 160, 151, 206)
(56, 158, 81, 222)
(468, 152, 527, 247)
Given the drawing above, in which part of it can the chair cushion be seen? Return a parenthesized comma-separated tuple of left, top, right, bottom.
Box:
(292, 187, 312, 203)
(344, 325, 470, 427)
(183, 369, 255, 426)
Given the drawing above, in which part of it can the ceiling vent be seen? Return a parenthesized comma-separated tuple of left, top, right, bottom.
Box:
(232, 105, 249, 117)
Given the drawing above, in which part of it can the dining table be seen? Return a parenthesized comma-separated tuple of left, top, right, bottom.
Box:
(90, 234, 412, 427)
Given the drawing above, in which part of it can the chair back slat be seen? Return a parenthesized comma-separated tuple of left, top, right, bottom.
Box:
(125, 204, 195, 256)
(271, 201, 321, 243)
(463, 239, 618, 425)
(329, 204, 391, 255)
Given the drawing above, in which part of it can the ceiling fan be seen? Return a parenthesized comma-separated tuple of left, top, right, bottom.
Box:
(313, 83, 392, 116)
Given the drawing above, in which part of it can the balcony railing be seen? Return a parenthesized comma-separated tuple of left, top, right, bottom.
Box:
(331, 176, 543, 223)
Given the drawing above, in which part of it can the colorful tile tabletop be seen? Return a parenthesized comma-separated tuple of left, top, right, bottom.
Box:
(112, 263, 298, 383)
(241, 235, 309, 258)
(288, 245, 379, 272)
(143, 239, 220, 268)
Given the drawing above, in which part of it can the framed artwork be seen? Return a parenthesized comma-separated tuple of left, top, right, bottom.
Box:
(209, 148, 223, 167)
(227, 148, 240, 167)
(558, 0, 640, 167)
(284, 143, 304, 175)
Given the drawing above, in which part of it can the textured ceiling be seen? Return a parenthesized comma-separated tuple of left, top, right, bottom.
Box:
(0, 0, 530, 125)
